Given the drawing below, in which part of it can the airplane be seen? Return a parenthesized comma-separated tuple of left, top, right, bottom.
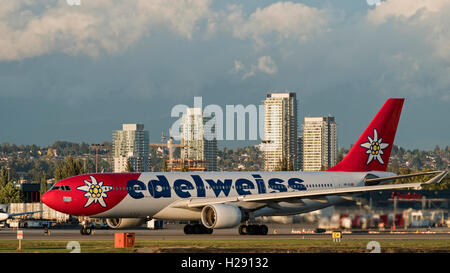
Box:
(41, 98, 448, 235)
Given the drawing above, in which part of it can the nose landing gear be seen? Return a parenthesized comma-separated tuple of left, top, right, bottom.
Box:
(80, 219, 93, 235)
(80, 226, 92, 235)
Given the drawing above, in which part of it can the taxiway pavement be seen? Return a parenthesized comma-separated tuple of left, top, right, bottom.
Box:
(1, 224, 449, 241)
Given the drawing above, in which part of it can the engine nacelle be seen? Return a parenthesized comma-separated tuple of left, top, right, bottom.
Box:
(106, 218, 146, 229)
(201, 204, 242, 229)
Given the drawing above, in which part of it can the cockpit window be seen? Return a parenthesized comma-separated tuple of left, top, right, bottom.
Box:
(51, 185, 71, 191)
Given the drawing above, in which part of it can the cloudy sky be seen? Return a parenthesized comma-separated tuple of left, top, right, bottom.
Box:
(0, 0, 449, 150)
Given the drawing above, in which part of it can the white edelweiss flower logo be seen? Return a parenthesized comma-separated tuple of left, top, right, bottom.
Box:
(76, 176, 112, 208)
(360, 128, 389, 165)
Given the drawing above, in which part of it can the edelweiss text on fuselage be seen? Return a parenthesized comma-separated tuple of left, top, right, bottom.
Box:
(126, 174, 306, 199)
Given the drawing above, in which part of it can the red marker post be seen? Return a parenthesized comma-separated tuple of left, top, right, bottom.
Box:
(17, 230, 23, 251)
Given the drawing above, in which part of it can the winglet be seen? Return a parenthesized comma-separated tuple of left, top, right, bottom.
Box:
(421, 171, 448, 185)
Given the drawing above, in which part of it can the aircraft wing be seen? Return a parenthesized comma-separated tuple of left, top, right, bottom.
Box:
(364, 170, 443, 185)
(170, 171, 448, 209)
(7, 211, 43, 218)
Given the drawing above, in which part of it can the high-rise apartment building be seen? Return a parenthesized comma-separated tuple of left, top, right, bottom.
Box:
(180, 108, 218, 171)
(302, 116, 337, 171)
(112, 123, 150, 173)
(297, 135, 303, 171)
(262, 92, 298, 171)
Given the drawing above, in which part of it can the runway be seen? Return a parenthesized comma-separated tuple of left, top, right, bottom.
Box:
(1, 224, 449, 241)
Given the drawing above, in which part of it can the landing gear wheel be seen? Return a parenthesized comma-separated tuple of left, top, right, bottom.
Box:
(184, 224, 213, 235)
(239, 224, 268, 235)
(184, 224, 194, 234)
(80, 227, 92, 235)
(84, 227, 92, 235)
(239, 225, 248, 235)
(259, 225, 268, 235)
(248, 225, 259, 235)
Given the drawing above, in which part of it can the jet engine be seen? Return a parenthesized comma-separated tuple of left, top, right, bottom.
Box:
(201, 204, 242, 229)
(106, 218, 146, 229)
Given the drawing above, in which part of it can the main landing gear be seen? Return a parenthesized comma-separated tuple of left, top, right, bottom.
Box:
(238, 224, 268, 235)
(182, 223, 268, 235)
(184, 224, 214, 235)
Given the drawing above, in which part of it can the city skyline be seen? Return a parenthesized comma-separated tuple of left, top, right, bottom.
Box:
(0, 93, 448, 151)
(0, 1, 449, 150)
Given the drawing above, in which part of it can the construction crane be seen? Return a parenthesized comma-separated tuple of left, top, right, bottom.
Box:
(149, 129, 184, 166)
(149, 129, 208, 172)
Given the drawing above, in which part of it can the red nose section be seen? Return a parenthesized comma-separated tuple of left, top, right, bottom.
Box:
(42, 173, 141, 216)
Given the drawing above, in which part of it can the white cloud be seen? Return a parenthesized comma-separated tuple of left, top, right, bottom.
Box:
(367, 0, 450, 62)
(367, 0, 449, 24)
(232, 60, 244, 73)
(257, 56, 278, 75)
(227, 2, 328, 47)
(0, 0, 213, 61)
(241, 56, 278, 79)
(0, 1, 329, 61)
(1, 0, 449, 104)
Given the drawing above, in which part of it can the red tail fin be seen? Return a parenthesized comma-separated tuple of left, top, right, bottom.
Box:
(327, 98, 404, 172)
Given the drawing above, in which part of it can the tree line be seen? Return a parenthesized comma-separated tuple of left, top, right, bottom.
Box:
(0, 166, 21, 203)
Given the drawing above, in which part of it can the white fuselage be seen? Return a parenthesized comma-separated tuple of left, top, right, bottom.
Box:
(93, 171, 394, 219)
